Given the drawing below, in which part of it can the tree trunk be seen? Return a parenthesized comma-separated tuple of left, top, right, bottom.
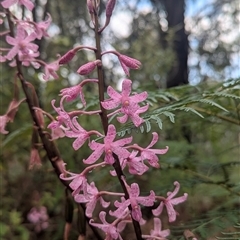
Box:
(153, 0, 189, 87)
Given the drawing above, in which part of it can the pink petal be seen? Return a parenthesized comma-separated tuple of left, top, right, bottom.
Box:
(6, 46, 19, 60)
(83, 145, 104, 164)
(21, 0, 34, 11)
(131, 205, 142, 221)
(113, 147, 130, 159)
(100, 197, 110, 208)
(147, 132, 159, 149)
(117, 114, 128, 123)
(74, 194, 89, 203)
(167, 181, 180, 199)
(107, 85, 121, 100)
(152, 147, 169, 155)
(89, 140, 103, 150)
(86, 198, 97, 218)
(72, 136, 87, 150)
(120, 61, 129, 76)
(170, 193, 188, 205)
(141, 151, 159, 168)
(1, 0, 17, 8)
(6, 35, 17, 45)
(130, 91, 148, 103)
(130, 183, 140, 197)
(16, 26, 26, 40)
(121, 79, 132, 97)
(152, 201, 164, 217)
(137, 191, 155, 206)
(113, 136, 132, 147)
(165, 201, 177, 222)
(104, 152, 115, 164)
(129, 113, 144, 127)
(128, 161, 148, 175)
(101, 98, 120, 110)
(104, 124, 116, 144)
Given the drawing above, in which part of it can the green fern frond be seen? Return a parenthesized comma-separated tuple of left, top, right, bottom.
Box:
(198, 99, 229, 111)
(207, 92, 240, 100)
(176, 211, 239, 239)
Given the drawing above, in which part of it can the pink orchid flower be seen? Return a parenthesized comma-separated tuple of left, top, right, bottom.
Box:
(1, 0, 34, 11)
(6, 26, 38, 60)
(84, 124, 132, 165)
(144, 218, 170, 240)
(74, 182, 110, 218)
(102, 79, 148, 126)
(135, 132, 169, 168)
(152, 181, 188, 222)
(110, 150, 149, 176)
(110, 181, 155, 221)
(60, 165, 88, 196)
(90, 211, 124, 240)
(34, 13, 52, 39)
(118, 54, 141, 76)
(42, 60, 59, 80)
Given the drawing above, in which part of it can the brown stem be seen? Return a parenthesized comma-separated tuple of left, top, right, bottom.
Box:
(6, 10, 103, 240)
(92, 4, 143, 240)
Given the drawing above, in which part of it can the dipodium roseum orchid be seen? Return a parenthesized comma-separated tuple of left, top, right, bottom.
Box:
(33, 13, 52, 39)
(1, 0, 34, 11)
(129, 132, 169, 168)
(47, 99, 71, 130)
(29, 147, 42, 169)
(110, 150, 149, 176)
(15, 13, 51, 40)
(74, 182, 110, 218)
(84, 124, 132, 165)
(143, 218, 170, 240)
(5, 26, 39, 61)
(64, 117, 103, 150)
(110, 180, 155, 221)
(0, 115, 9, 134)
(42, 60, 59, 80)
(117, 102, 149, 127)
(90, 211, 124, 240)
(77, 60, 101, 75)
(118, 54, 141, 76)
(101, 79, 148, 126)
(101, 50, 141, 76)
(59, 79, 98, 106)
(153, 181, 188, 222)
(60, 165, 88, 196)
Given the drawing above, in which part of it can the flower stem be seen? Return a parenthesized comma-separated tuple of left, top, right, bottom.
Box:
(92, 3, 143, 239)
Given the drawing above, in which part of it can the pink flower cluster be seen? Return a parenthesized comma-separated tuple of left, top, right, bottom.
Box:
(46, 40, 187, 240)
(1, 0, 189, 239)
(27, 206, 49, 233)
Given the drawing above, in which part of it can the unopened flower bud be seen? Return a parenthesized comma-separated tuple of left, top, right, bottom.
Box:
(59, 50, 76, 64)
(29, 147, 42, 169)
(87, 0, 95, 14)
(0, 115, 9, 134)
(6, 98, 25, 122)
(77, 60, 101, 75)
(119, 54, 141, 70)
(118, 54, 141, 76)
(106, 0, 116, 17)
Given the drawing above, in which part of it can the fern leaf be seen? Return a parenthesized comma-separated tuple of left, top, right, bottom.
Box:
(198, 99, 229, 111)
(145, 120, 151, 133)
(208, 92, 240, 100)
(162, 111, 175, 123)
(178, 107, 204, 118)
(150, 115, 163, 129)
